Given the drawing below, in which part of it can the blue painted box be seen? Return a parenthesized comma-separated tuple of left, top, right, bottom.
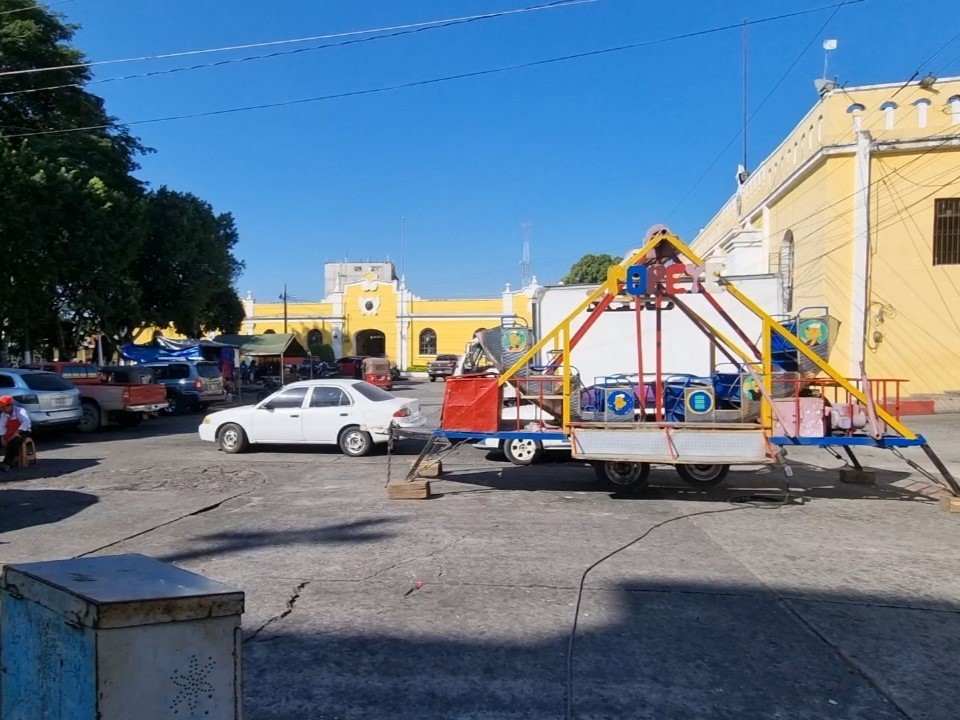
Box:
(0, 553, 244, 720)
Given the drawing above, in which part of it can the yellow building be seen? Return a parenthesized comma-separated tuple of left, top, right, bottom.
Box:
(692, 77, 960, 395)
(241, 263, 537, 369)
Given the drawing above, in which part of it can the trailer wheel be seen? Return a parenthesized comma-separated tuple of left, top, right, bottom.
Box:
(676, 463, 730, 488)
(593, 461, 650, 492)
(502, 438, 542, 466)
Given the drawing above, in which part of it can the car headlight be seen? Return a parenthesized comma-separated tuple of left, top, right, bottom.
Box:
(202, 417, 211, 424)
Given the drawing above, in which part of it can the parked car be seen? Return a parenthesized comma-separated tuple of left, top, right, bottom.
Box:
(0, 368, 82, 429)
(198, 379, 426, 456)
(428, 354, 459, 382)
(24, 362, 168, 433)
(334, 356, 366, 378)
(145, 360, 227, 414)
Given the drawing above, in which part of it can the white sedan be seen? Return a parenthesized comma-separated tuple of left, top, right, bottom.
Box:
(198, 379, 426, 456)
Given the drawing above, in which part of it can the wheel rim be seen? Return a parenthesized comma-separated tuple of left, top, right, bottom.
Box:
(80, 406, 97, 431)
(221, 427, 239, 450)
(344, 431, 364, 453)
(685, 464, 723, 481)
(605, 462, 641, 485)
(508, 440, 537, 461)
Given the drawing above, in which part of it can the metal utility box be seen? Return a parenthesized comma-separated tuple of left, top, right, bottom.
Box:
(0, 553, 244, 720)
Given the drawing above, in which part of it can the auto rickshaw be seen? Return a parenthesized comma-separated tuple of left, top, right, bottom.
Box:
(362, 356, 393, 389)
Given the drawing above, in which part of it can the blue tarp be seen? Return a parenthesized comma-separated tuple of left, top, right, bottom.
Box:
(120, 337, 235, 363)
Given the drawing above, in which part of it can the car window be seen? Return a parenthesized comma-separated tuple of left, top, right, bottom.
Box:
(267, 387, 308, 409)
(22, 373, 74, 391)
(62, 365, 95, 379)
(351, 382, 394, 402)
(437, 355, 458, 362)
(0, 374, 14, 388)
(196, 363, 221, 378)
(310, 387, 350, 408)
(165, 364, 190, 380)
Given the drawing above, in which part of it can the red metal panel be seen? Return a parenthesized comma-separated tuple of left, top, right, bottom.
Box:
(441, 377, 502, 433)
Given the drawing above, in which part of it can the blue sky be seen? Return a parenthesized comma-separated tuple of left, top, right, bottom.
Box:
(62, 0, 959, 300)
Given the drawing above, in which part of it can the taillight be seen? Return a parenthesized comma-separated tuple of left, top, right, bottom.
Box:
(17, 394, 39, 405)
(393, 407, 411, 418)
(194, 378, 203, 391)
(122, 388, 131, 403)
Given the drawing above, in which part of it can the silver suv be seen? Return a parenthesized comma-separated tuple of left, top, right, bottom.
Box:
(145, 361, 226, 414)
(0, 368, 82, 428)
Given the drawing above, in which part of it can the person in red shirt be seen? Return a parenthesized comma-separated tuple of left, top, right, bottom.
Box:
(0, 395, 32, 471)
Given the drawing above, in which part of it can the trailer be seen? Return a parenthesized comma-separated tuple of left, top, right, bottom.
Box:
(392, 226, 959, 497)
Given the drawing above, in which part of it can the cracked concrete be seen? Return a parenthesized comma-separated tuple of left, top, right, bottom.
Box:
(2, 381, 959, 719)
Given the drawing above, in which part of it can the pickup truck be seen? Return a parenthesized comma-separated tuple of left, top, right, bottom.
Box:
(25, 362, 169, 433)
(427, 354, 459, 382)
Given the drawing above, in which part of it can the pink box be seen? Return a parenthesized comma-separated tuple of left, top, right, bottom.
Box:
(772, 397, 827, 437)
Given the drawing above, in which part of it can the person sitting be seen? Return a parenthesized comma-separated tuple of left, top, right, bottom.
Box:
(0, 395, 32, 472)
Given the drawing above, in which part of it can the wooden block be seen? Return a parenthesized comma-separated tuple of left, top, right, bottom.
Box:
(939, 496, 960, 513)
(388, 480, 431, 500)
(839, 467, 875, 484)
(414, 459, 443, 478)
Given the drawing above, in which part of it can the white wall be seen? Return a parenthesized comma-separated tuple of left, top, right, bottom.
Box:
(533, 275, 781, 384)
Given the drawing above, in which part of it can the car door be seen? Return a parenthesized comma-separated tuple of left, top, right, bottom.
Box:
(250, 386, 309, 443)
(301, 386, 357, 443)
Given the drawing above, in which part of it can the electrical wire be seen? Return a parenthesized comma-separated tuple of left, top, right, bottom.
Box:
(565, 487, 793, 719)
(0, 0, 602, 94)
(0, 1, 871, 140)
(0, 0, 74, 17)
(0, 0, 600, 79)
(663, 0, 860, 223)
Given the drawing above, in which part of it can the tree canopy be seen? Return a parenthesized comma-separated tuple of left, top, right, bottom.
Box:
(562, 254, 622, 284)
(0, 0, 245, 361)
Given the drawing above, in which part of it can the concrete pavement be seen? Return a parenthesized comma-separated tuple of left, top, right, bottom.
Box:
(1, 379, 958, 719)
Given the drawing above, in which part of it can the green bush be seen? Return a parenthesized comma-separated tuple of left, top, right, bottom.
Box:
(405, 364, 429, 373)
(310, 343, 336, 363)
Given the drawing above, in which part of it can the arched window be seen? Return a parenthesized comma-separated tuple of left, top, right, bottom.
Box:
(914, 98, 932, 128)
(263, 329, 276, 335)
(847, 103, 865, 132)
(949, 95, 960, 125)
(419, 328, 437, 355)
(880, 101, 897, 130)
(307, 328, 324, 347)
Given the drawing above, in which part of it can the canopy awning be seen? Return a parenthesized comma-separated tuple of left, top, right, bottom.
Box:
(213, 333, 309, 357)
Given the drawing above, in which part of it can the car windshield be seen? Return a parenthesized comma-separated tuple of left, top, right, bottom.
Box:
(437, 355, 458, 362)
(22, 373, 73, 391)
(351, 382, 394, 402)
(196, 363, 221, 378)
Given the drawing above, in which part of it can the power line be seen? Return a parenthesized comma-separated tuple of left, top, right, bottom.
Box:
(0, 0, 602, 98)
(0, 2, 865, 140)
(664, 0, 858, 223)
(0, 0, 600, 79)
(0, 0, 74, 17)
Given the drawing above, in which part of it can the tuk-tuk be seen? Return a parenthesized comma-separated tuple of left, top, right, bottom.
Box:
(362, 357, 393, 389)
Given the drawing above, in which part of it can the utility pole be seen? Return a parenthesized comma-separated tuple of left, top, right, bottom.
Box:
(521, 222, 532, 288)
(742, 18, 749, 173)
(282, 284, 288, 334)
(400, 216, 406, 280)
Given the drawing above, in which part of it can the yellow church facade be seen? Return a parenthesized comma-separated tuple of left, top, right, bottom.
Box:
(241, 268, 537, 369)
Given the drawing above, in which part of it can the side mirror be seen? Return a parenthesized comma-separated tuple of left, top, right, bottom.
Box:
(260, 402, 274, 411)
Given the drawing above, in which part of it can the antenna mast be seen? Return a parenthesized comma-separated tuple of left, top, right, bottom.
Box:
(521, 222, 532, 288)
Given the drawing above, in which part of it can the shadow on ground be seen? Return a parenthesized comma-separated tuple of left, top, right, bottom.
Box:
(157, 518, 399, 563)
(37, 414, 200, 451)
(0, 488, 99, 535)
(242, 579, 958, 720)
(433, 461, 930, 503)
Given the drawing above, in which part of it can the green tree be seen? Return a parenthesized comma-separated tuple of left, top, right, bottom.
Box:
(562, 254, 622, 284)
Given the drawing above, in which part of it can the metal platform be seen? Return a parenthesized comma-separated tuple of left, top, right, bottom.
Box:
(770, 435, 928, 447)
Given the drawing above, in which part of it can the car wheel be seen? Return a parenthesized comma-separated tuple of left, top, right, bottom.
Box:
(78, 401, 101, 434)
(502, 438, 543, 466)
(217, 423, 249, 454)
(593, 461, 650, 492)
(167, 394, 187, 415)
(429, 376, 437, 382)
(339, 426, 373, 457)
(676, 464, 729, 488)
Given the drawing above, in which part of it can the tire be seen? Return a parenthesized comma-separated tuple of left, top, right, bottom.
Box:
(217, 423, 249, 454)
(167, 394, 187, 415)
(502, 438, 543, 466)
(77, 401, 101, 434)
(429, 376, 437, 382)
(593, 461, 650, 492)
(339, 426, 373, 457)
(118, 413, 143, 428)
(676, 464, 730, 488)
